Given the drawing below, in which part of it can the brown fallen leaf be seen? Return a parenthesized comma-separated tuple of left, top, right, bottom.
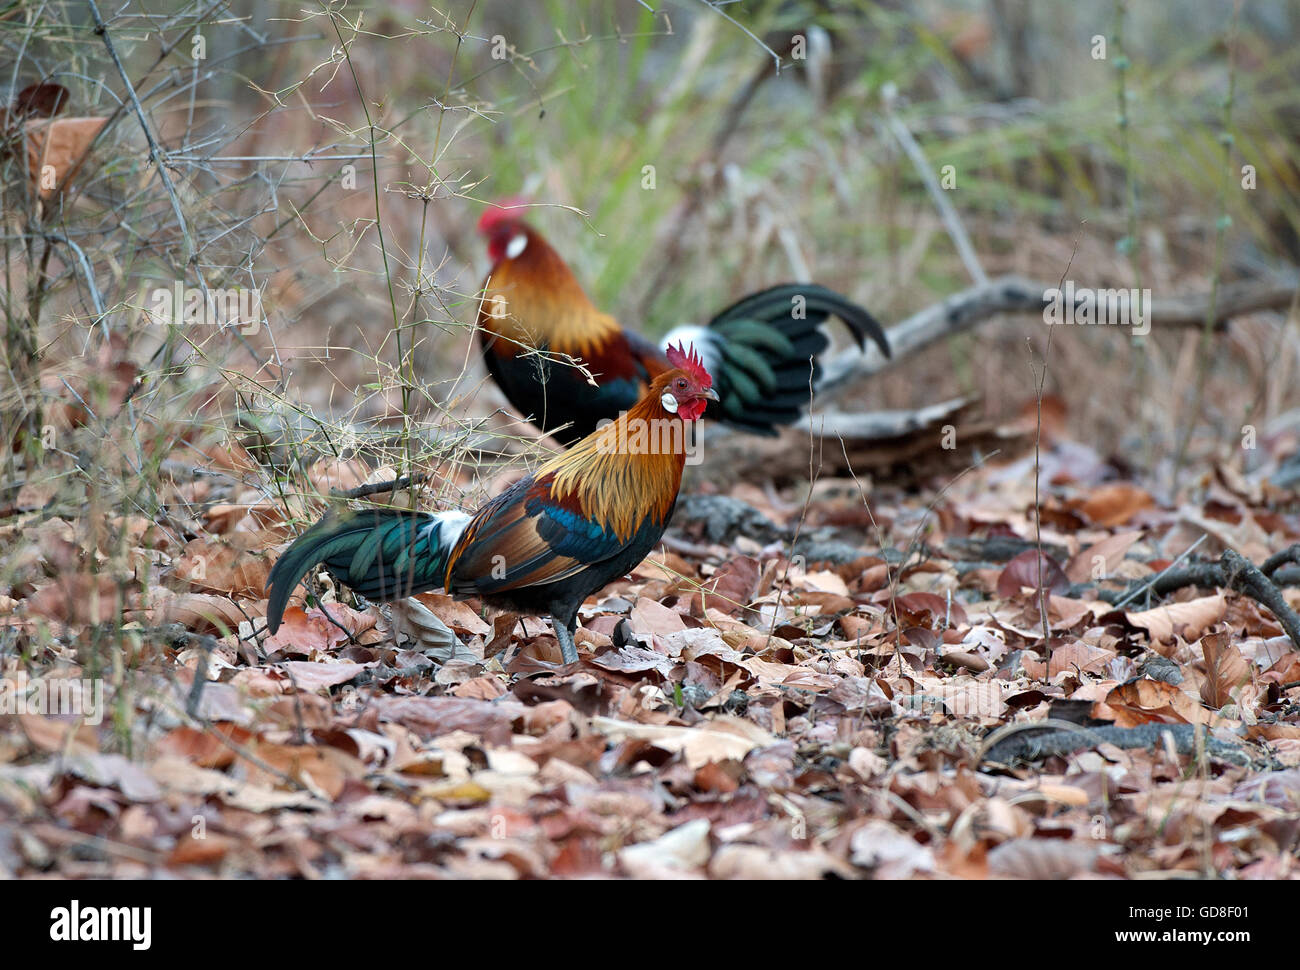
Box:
(628, 596, 687, 636)
(997, 549, 1069, 597)
(173, 534, 272, 597)
(24, 116, 107, 198)
(375, 695, 525, 744)
(695, 555, 759, 615)
(1021, 640, 1116, 679)
(25, 573, 120, 626)
(892, 591, 968, 628)
(18, 714, 97, 754)
(1080, 482, 1155, 527)
(411, 592, 490, 636)
(168, 832, 238, 867)
(988, 838, 1103, 879)
(246, 742, 362, 800)
(1126, 593, 1226, 646)
(277, 660, 368, 692)
(143, 591, 249, 636)
(1065, 530, 1143, 583)
(154, 724, 248, 768)
(12, 82, 70, 120)
(261, 604, 375, 654)
(1105, 678, 1214, 726)
(1199, 631, 1251, 710)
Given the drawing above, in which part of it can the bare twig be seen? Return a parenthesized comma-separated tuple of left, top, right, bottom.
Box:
(1111, 534, 1208, 608)
(87, 0, 197, 262)
(332, 473, 429, 500)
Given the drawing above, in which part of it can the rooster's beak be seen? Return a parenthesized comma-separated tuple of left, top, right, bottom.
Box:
(702, 388, 719, 403)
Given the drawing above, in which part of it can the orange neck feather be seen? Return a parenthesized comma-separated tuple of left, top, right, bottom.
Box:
(478, 227, 620, 357)
(540, 377, 692, 541)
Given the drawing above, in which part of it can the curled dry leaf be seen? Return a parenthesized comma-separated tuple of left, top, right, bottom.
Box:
(797, 569, 851, 596)
(1199, 631, 1251, 710)
(1104, 678, 1214, 727)
(390, 596, 460, 657)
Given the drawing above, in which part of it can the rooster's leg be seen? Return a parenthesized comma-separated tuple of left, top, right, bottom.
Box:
(554, 623, 579, 665)
(550, 606, 580, 665)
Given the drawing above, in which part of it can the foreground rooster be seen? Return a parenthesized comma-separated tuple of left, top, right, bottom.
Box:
(265, 345, 717, 664)
(476, 200, 891, 445)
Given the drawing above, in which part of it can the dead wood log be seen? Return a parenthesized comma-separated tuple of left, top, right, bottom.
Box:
(980, 720, 1254, 767)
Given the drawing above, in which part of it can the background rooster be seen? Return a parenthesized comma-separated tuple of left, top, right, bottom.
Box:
(475, 200, 892, 445)
(266, 346, 718, 664)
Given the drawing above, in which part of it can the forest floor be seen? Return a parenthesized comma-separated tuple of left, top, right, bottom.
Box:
(3, 409, 1299, 880)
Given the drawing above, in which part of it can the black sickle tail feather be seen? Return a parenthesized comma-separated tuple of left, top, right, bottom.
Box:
(703, 283, 891, 435)
(264, 507, 464, 634)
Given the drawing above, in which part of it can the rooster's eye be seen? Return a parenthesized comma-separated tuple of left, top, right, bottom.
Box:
(676, 378, 687, 390)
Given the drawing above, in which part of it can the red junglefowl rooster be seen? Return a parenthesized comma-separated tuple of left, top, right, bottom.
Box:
(265, 345, 718, 664)
(476, 199, 892, 446)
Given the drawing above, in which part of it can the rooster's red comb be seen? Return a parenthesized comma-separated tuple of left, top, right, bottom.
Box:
(477, 196, 531, 236)
(665, 342, 712, 387)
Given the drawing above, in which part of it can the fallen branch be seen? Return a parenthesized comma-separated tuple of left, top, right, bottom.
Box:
(799, 396, 973, 439)
(981, 720, 1252, 767)
(810, 274, 1298, 408)
(1092, 548, 1300, 650)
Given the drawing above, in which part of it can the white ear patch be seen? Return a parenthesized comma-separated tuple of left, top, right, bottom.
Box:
(660, 391, 679, 413)
(505, 234, 528, 259)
